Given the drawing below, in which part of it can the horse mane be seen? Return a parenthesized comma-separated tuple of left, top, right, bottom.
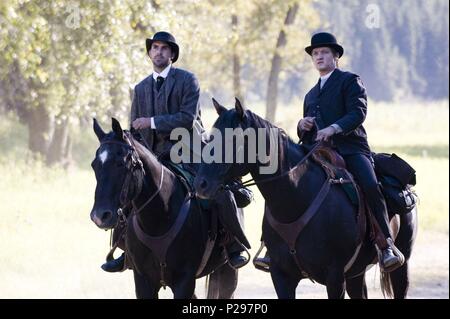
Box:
(245, 110, 297, 146)
(242, 109, 308, 170)
(123, 131, 161, 173)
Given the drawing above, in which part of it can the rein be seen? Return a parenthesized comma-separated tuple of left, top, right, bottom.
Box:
(231, 142, 322, 190)
(232, 117, 323, 189)
(101, 134, 164, 267)
(101, 132, 194, 287)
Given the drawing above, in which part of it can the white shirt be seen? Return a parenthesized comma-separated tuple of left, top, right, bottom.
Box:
(152, 64, 172, 81)
(149, 64, 172, 129)
(320, 69, 334, 89)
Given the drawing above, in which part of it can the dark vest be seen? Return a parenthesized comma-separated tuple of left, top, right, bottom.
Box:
(152, 80, 169, 155)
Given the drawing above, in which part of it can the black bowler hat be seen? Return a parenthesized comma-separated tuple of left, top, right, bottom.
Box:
(146, 31, 180, 63)
(305, 32, 344, 58)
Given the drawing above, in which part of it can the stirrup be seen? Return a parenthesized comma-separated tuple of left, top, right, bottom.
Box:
(253, 259, 270, 273)
(252, 241, 270, 273)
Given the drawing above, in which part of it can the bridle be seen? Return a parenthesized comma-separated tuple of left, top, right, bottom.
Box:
(99, 132, 164, 223)
(99, 131, 165, 266)
(236, 143, 321, 188)
(216, 124, 322, 192)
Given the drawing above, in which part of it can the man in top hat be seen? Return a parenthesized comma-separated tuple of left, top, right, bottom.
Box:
(101, 31, 250, 272)
(255, 32, 404, 273)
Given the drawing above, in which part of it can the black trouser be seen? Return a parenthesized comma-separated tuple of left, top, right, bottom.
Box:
(344, 153, 392, 241)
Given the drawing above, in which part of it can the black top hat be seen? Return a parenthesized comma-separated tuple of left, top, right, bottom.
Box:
(305, 32, 344, 58)
(146, 31, 180, 63)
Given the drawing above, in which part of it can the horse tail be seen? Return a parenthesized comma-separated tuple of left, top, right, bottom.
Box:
(206, 271, 220, 299)
(376, 248, 394, 298)
(204, 274, 211, 298)
(380, 271, 393, 298)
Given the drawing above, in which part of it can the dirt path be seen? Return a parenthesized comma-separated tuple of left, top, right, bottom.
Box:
(0, 228, 447, 299)
(191, 230, 449, 299)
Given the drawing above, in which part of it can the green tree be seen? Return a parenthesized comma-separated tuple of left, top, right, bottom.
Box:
(315, 0, 449, 101)
(0, 0, 322, 165)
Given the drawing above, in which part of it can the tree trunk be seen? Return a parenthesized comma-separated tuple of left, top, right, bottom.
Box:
(232, 14, 244, 104)
(63, 135, 73, 169)
(265, 3, 299, 122)
(26, 107, 54, 158)
(46, 118, 70, 166)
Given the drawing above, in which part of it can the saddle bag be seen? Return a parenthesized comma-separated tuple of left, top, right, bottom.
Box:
(372, 152, 416, 187)
(373, 153, 418, 215)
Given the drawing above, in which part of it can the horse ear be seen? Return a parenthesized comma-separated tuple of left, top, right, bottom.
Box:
(111, 117, 124, 140)
(235, 97, 246, 121)
(93, 118, 106, 141)
(212, 98, 227, 115)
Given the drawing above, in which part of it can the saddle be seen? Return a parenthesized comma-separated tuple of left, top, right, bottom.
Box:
(310, 146, 414, 248)
(311, 145, 359, 207)
(311, 146, 418, 215)
(310, 145, 367, 244)
(311, 144, 347, 171)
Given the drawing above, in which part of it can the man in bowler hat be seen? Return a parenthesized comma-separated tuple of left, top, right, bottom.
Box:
(101, 31, 250, 272)
(255, 32, 404, 273)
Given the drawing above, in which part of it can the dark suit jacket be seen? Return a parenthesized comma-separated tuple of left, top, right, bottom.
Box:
(298, 68, 371, 156)
(130, 67, 207, 157)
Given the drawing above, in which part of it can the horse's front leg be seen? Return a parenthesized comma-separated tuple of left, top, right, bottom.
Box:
(270, 262, 301, 299)
(133, 270, 159, 299)
(326, 263, 346, 299)
(172, 276, 196, 299)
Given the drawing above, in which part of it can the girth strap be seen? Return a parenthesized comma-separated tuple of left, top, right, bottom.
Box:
(195, 208, 219, 278)
(131, 194, 192, 287)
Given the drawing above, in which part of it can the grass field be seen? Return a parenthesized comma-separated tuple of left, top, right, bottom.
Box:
(0, 100, 448, 298)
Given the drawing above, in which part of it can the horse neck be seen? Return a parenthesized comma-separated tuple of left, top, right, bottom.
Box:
(249, 129, 325, 222)
(248, 120, 304, 181)
(133, 144, 186, 235)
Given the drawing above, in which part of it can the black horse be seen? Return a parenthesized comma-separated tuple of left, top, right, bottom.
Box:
(90, 118, 238, 299)
(194, 98, 417, 299)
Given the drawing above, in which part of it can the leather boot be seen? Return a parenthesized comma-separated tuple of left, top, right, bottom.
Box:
(380, 239, 405, 272)
(101, 253, 126, 272)
(228, 251, 248, 269)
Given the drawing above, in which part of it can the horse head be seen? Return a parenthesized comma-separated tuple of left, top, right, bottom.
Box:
(90, 118, 144, 229)
(194, 97, 255, 199)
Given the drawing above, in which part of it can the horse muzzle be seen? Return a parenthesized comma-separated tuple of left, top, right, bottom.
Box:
(90, 208, 118, 230)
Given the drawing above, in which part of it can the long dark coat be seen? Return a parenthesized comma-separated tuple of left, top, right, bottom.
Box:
(299, 68, 371, 156)
(130, 67, 207, 159)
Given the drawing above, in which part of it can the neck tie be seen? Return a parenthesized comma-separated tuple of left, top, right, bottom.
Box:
(156, 76, 164, 92)
(318, 78, 322, 90)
